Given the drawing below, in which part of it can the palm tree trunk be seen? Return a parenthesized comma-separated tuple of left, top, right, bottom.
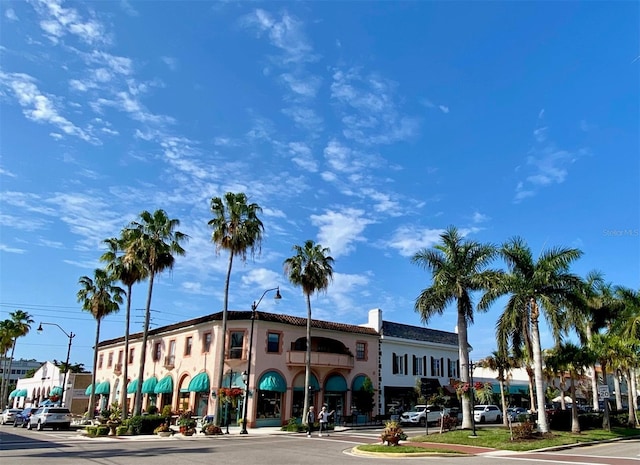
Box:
(499, 378, 508, 426)
(88, 318, 101, 419)
(457, 310, 472, 430)
(613, 369, 623, 410)
(134, 272, 155, 416)
(2, 341, 17, 407)
(302, 294, 312, 427)
(625, 369, 637, 428)
(601, 362, 610, 431)
(631, 368, 638, 413)
(569, 375, 580, 433)
(0, 350, 8, 407)
(589, 365, 599, 412)
(530, 299, 549, 433)
(120, 284, 133, 420)
(214, 253, 234, 425)
(526, 366, 536, 412)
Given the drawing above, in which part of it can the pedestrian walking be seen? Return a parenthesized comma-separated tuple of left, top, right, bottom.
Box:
(306, 406, 315, 437)
(318, 405, 334, 437)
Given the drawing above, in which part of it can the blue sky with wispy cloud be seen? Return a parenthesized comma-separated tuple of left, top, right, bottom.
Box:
(1, 0, 637, 368)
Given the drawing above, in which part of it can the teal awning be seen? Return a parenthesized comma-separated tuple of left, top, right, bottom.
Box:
(222, 371, 245, 388)
(154, 376, 173, 394)
(325, 374, 347, 392)
(85, 384, 94, 395)
(50, 386, 63, 396)
(188, 372, 210, 393)
(294, 374, 319, 391)
(142, 376, 158, 394)
(95, 381, 110, 395)
(127, 379, 139, 394)
(16, 389, 28, 397)
(352, 375, 369, 392)
(258, 371, 286, 392)
(8, 389, 18, 398)
(493, 384, 529, 395)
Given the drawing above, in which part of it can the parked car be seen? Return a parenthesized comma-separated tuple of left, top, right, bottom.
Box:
(13, 407, 36, 428)
(400, 404, 450, 426)
(1, 408, 22, 425)
(473, 404, 502, 423)
(506, 407, 527, 421)
(27, 407, 72, 431)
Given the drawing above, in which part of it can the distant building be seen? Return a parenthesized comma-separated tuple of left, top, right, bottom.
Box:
(1, 357, 43, 386)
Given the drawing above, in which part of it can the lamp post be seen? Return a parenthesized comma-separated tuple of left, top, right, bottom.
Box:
(225, 369, 233, 434)
(37, 322, 75, 407)
(239, 286, 282, 435)
(468, 360, 477, 437)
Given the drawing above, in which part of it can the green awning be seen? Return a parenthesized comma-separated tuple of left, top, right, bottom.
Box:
(85, 384, 94, 395)
(8, 389, 18, 398)
(258, 371, 286, 392)
(16, 389, 28, 397)
(352, 375, 369, 392)
(293, 374, 320, 391)
(188, 372, 210, 393)
(142, 376, 158, 394)
(493, 384, 529, 395)
(154, 376, 173, 394)
(127, 379, 139, 394)
(50, 386, 63, 396)
(325, 374, 347, 392)
(95, 381, 110, 395)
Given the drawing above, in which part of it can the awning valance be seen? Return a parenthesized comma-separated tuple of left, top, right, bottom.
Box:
(325, 374, 347, 392)
(258, 371, 286, 392)
(50, 386, 63, 396)
(8, 389, 18, 398)
(352, 375, 369, 392)
(95, 381, 110, 395)
(188, 372, 210, 393)
(154, 376, 173, 394)
(142, 376, 158, 394)
(85, 384, 94, 395)
(16, 389, 28, 397)
(293, 373, 319, 391)
(127, 379, 139, 394)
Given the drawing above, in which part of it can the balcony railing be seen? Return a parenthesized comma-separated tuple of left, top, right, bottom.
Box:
(113, 363, 122, 375)
(286, 350, 354, 369)
(164, 355, 175, 369)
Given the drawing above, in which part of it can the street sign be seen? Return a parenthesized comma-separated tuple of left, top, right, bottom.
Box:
(597, 385, 610, 399)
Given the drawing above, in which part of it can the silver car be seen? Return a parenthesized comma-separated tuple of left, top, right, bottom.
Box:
(27, 407, 72, 431)
(1, 408, 22, 425)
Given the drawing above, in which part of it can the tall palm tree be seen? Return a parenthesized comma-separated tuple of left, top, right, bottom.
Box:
(589, 332, 619, 431)
(125, 209, 187, 416)
(0, 319, 18, 407)
(0, 311, 34, 405)
(284, 240, 334, 426)
(479, 237, 583, 433)
(77, 269, 124, 417)
(208, 192, 263, 420)
(412, 226, 499, 430)
(478, 350, 515, 426)
(100, 232, 148, 419)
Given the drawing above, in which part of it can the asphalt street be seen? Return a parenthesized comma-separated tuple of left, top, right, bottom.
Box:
(0, 424, 638, 465)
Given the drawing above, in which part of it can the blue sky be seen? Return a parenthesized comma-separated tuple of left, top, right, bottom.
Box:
(1, 1, 638, 371)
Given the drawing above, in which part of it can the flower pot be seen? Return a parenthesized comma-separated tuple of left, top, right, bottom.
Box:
(157, 431, 172, 437)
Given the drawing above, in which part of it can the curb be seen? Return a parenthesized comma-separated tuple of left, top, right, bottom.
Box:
(529, 434, 640, 453)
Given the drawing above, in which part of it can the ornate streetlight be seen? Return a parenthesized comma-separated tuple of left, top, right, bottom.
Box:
(37, 322, 75, 407)
(239, 287, 282, 435)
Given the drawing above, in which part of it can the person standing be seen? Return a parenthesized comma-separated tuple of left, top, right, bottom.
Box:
(306, 406, 315, 437)
(318, 405, 334, 437)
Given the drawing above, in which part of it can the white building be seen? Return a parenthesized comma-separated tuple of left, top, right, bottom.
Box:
(1, 358, 43, 386)
(361, 309, 460, 414)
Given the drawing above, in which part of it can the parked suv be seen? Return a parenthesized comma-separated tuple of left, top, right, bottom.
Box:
(400, 404, 450, 426)
(473, 404, 502, 423)
(27, 407, 72, 431)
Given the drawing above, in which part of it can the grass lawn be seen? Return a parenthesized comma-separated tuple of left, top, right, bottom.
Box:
(357, 444, 464, 454)
(408, 427, 639, 451)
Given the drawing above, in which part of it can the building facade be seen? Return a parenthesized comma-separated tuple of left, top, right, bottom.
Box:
(94, 310, 379, 428)
(361, 309, 460, 414)
(1, 357, 43, 387)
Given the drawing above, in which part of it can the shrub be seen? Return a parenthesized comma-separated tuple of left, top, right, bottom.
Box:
(281, 417, 304, 432)
(128, 414, 166, 435)
(96, 425, 110, 436)
(203, 423, 223, 435)
(380, 420, 407, 446)
(512, 420, 536, 440)
(147, 405, 159, 415)
(154, 423, 171, 434)
(161, 405, 172, 417)
(85, 426, 97, 437)
(437, 415, 458, 431)
(116, 425, 128, 436)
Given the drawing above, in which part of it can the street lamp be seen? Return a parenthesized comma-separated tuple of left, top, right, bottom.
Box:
(468, 360, 477, 437)
(239, 286, 282, 435)
(37, 322, 75, 407)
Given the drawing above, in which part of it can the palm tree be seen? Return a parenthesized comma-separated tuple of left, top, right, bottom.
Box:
(125, 209, 187, 416)
(589, 332, 619, 431)
(412, 226, 499, 430)
(0, 311, 34, 405)
(0, 319, 17, 407)
(208, 192, 263, 420)
(478, 350, 515, 426)
(479, 237, 583, 433)
(77, 269, 125, 418)
(284, 240, 334, 426)
(100, 233, 148, 419)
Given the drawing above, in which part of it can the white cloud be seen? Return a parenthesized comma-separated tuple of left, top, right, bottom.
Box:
(472, 211, 490, 223)
(287, 142, 317, 172)
(162, 56, 178, 71)
(281, 73, 321, 98)
(387, 225, 446, 257)
(0, 244, 26, 254)
(32, 0, 109, 45)
(282, 106, 323, 131)
(5, 8, 18, 21)
(438, 105, 449, 114)
(0, 168, 17, 177)
(120, 0, 139, 16)
(310, 207, 374, 258)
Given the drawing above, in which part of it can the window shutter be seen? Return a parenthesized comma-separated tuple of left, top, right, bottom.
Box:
(440, 358, 444, 377)
(430, 356, 435, 376)
(404, 354, 408, 375)
(392, 352, 398, 374)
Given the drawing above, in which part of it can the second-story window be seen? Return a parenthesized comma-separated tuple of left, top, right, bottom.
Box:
(117, 350, 123, 366)
(203, 332, 212, 353)
(356, 342, 366, 360)
(128, 347, 135, 364)
(107, 352, 113, 368)
(392, 352, 407, 375)
(229, 331, 244, 359)
(185, 336, 193, 356)
(98, 353, 104, 369)
(153, 343, 162, 362)
(267, 332, 280, 353)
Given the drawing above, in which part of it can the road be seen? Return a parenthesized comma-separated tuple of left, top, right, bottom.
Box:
(0, 425, 638, 465)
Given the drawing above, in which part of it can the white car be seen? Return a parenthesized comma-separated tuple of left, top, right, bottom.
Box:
(473, 404, 502, 423)
(1, 408, 22, 425)
(400, 404, 450, 426)
(27, 407, 72, 431)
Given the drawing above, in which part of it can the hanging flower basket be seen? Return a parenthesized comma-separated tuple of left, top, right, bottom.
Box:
(218, 388, 244, 406)
(49, 395, 60, 402)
